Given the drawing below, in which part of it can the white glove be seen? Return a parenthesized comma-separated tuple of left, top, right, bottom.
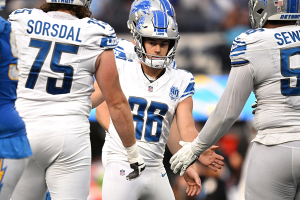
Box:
(125, 143, 146, 181)
(170, 141, 199, 176)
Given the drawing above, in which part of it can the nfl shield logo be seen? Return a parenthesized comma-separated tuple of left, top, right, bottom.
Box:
(169, 86, 179, 101)
(120, 169, 125, 176)
(148, 86, 153, 92)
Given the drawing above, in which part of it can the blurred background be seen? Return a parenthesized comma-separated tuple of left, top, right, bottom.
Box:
(2, 0, 257, 199)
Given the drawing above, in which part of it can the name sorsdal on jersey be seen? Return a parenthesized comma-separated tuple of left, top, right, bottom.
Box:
(27, 20, 82, 42)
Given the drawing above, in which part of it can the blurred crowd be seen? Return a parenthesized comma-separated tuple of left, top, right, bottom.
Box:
(3, 0, 256, 200)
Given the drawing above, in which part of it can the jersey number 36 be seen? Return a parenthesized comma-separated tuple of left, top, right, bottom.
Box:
(129, 97, 169, 142)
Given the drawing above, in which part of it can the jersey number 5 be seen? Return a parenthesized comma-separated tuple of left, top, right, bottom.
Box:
(281, 47, 300, 96)
(25, 39, 79, 95)
(129, 97, 169, 142)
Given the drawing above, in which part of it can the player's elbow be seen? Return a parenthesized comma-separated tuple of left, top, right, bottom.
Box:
(107, 97, 128, 113)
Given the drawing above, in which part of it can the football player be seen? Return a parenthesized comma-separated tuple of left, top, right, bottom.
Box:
(170, 0, 300, 199)
(92, 10, 224, 199)
(9, 1, 144, 199)
(92, 0, 224, 174)
(0, 1, 32, 199)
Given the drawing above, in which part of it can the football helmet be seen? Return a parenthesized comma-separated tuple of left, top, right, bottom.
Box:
(249, 0, 300, 29)
(128, 0, 176, 33)
(134, 10, 179, 69)
(0, 0, 5, 11)
(46, 0, 92, 9)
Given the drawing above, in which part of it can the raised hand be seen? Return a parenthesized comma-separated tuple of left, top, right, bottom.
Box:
(199, 145, 224, 172)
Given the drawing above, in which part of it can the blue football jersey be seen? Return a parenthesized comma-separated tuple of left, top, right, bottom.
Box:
(0, 16, 31, 158)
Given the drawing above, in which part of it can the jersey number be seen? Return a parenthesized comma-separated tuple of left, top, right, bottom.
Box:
(25, 39, 79, 95)
(8, 29, 18, 80)
(281, 47, 300, 96)
(128, 97, 168, 142)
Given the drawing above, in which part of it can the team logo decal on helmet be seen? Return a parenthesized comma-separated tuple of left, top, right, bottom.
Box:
(131, 0, 151, 17)
(134, 10, 179, 69)
(127, 0, 176, 34)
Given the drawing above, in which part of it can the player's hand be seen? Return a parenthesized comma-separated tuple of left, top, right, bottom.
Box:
(199, 145, 224, 172)
(251, 100, 258, 114)
(170, 141, 199, 176)
(126, 156, 146, 181)
(125, 143, 146, 181)
(184, 167, 201, 196)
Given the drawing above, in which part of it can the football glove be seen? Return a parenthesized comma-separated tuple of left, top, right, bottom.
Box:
(170, 141, 199, 176)
(125, 143, 146, 181)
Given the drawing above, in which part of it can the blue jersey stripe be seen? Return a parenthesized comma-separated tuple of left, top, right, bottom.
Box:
(233, 40, 246, 44)
(181, 91, 195, 98)
(231, 45, 247, 53)
(231, 60, 249, 65)
(183, 82, 195, 94)
(230, 52, 245, 57)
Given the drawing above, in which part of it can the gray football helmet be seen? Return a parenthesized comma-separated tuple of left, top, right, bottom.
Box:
(46, 0, 92, 9)
(249, 0, 300, 28)
(134, 10, 179, 69)
(127, 0, 176, 34)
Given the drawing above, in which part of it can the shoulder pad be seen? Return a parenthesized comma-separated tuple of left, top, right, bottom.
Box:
(86, 18, 117, 50)
(114, 39, 136, 62)
(230, 28, 266, 66)
(9, 8, 33, 21)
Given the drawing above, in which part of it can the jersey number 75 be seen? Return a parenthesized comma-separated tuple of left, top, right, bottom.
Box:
(25, 39, 79, 95)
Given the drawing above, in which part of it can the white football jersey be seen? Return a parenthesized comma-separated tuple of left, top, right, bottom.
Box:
(230, 26, 300, 144)
(107, 59, 194, 166)
(113, 39, 137, 62)
(9, 9, 117, 118)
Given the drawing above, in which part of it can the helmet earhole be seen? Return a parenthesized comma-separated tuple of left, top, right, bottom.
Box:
(257, 8, 264, 15)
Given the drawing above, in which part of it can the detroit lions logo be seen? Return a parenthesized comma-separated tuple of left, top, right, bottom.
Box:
(131, 0, 151, 16)
(136, 15, 146, 30)
(258, 0, 267, 6)
(169, 86, 179, 101)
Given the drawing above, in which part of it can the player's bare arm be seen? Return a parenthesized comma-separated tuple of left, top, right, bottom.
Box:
(95, 49, 145, 180)
(95, 49, 135, 148)
(174, 96, 224, 171)
(91, 81, 105, 109)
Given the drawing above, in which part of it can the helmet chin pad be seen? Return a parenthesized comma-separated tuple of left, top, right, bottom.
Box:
(143, 56, 170, 69)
